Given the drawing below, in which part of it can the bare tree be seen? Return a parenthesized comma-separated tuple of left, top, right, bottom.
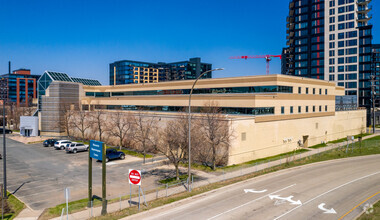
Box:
(157, 115, 188, 180)
(59, 104, 75, 138)
(72, 110, 92, 142)
(23, 106, 35, 116)
(133, 111, 158, 164)
(197, 102, 233, 170)
(108, 111, 135, 150)
(91, 110, 108, 142)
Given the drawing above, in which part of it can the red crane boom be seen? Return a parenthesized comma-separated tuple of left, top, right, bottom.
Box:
(230, 55, 282, 75)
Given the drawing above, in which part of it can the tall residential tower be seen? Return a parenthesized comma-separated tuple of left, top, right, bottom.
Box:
(282, 0, 373, 122)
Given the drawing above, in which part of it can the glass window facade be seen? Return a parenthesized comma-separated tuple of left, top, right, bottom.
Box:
(86, 85, 294, 97)
(91, 105, 275, 116)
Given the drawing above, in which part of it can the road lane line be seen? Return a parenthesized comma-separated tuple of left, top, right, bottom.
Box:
(273, 171, 380, 220)
(207, 184, 296, 220)
(337, 190, 380, 220)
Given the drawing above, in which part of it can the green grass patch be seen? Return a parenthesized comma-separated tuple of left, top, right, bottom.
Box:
(355, 133, 372, 139)
(358, 198, 380, 220)
(106, 146, 153, 159)
(309, 143, 327, 149)
(327, 133, 371, 144)
(0, 192, 26, 220)
(158, 174, 189, 185)
(181, 149, 310, 173)
(27, 141, 44, 144)
(328, 137, 348, 144)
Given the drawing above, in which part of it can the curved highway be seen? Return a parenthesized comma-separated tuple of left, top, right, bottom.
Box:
(125, 155, 380, 220)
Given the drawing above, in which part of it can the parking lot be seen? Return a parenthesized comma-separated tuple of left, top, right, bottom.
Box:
(0, 136, 166, 211)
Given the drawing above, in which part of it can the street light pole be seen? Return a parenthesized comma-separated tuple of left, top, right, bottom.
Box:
(370, 75, 377, 134)
(188, 68, 224, 192)
(0, 78, 7, 198)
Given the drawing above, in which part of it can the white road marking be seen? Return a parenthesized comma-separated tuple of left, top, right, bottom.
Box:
(207, 184, 296, 220)
(273, 171, 380, 220)
(244, 189, 267, 193)
(318, 203, 337, 214)
(269, 195, 302, 205)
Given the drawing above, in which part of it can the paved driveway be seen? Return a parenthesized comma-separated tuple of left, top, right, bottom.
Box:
(0, 136, 162, 210)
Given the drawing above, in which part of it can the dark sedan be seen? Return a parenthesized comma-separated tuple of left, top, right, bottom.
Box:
(0, 128, 12, 134)
(43, 139, 58, 147)
(105, 149, 125, 162)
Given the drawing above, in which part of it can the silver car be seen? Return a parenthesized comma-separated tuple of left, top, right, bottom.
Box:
(65, 142, 89, 153)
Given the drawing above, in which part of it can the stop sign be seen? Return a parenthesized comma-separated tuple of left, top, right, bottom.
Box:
(129, 169, 141, 185)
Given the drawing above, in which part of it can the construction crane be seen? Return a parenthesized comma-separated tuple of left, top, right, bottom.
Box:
(230, 55, 282, 75)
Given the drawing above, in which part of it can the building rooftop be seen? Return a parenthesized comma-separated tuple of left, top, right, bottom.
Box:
(43, 71, 101, 86)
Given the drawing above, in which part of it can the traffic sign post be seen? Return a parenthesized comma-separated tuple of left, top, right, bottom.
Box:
(101, 142, 107, 215)
(129, 169, 141, 185)
(88, 140, 107, 215)
(129, 169, 145, 211)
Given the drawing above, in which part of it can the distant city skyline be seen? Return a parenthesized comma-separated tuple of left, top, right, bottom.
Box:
(1, 0, 379, 85)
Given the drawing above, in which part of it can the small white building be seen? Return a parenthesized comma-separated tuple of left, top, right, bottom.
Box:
(20, 116, 39, 137)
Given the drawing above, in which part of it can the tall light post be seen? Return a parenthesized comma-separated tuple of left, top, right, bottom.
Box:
(0, 78, 7, 198)
(188, 68, 224, 192)
(371, 64, 380, 134)
(370, 75, 376, 134)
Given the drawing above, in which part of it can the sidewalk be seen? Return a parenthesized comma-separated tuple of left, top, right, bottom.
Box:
(18, 133, 380, 220)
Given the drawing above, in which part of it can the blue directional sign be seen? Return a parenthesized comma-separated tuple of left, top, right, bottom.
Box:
(90, 140, 103, 161)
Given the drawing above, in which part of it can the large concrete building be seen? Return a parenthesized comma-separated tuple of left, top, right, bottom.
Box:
(39, 74, 366, 165)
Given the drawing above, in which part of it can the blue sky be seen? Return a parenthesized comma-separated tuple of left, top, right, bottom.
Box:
(0, 0, 379, 85)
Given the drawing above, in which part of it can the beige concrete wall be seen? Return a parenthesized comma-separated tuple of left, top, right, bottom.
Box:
(228, 109, 366, 165)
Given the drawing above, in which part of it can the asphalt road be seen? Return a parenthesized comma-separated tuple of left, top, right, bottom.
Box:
(127, 155, 380, 220)
(0, 136, 163, 210)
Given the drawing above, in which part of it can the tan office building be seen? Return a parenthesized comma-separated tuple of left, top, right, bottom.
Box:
(40, 74, 366, 165)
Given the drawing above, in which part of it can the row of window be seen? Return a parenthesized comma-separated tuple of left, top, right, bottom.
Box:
(329, 39, 357, 49)
(297, 87, 328, 95)
(329, 48, 357, 57)
(329, 13, 355, 23)
(336, 82, 357, 88)
(329, 73, 357, 81)
(329, 31, 357, 41)
(281, 105, 328, 114)
(89, 105, 275, 116)
(85, 85, 294, 98)
(329, 0, 355, 7)
(329, 5, 355, 15)
(329, 56, 357, 65)
(329, 21, 355, 31)
(329, 65, 358, 73)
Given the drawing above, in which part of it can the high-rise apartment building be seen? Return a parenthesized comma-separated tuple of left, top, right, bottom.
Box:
(109, 57, 212, 85)
(282, 0, 373, 123)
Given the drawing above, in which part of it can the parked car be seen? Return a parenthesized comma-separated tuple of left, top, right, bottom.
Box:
(54, 140, 72, 150)
(0, 128, 12, 134)
(65, 142, 89, 153)
(105, 149, 125, 162)
(43, 139, 58, 147)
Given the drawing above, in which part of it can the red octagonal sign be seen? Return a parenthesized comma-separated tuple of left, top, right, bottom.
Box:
(129, 169, 141, 185)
